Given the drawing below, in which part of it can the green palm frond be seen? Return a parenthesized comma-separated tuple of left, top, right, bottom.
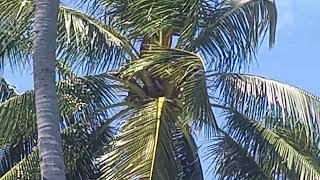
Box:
(214, 73, 320, 145)
(100, 97, 179, 179)
(0, 149, 39, 180)
(121, 46, 216, 135)
(56, 60, 77, 80)
(100, 97, 204, 179)
(0, 0, 33, 71)
(203, 131, 271, 180)
(192, 0, 277, 72)
(102, 0, 205, 40)
(224, 112, 320, 179)
(0, 78, 16, 103)
(58, 5, 137, 73)
(0, 74, 120, 145)
(0, 118, 116, 179)
(0, 0, 135, 73)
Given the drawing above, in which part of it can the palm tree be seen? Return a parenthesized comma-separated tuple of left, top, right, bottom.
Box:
(32, 0, 66, 179)
(1, 0, 320, 179)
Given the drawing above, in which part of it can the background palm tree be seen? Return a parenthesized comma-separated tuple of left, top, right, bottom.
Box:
(32, 0, 66, 179)
(1, 0, 320, 179)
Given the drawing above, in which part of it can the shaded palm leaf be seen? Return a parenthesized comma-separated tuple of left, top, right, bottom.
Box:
(224, 112, 320, 179)
(0, 119, 116, 179)
(101, 0, 206, 40)
(0, 78, 16, 104)
(203, 131, 271, 180)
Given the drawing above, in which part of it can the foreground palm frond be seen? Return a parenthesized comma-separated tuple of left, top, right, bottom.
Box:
(0, 78, 16, 104)
(100, 97, 179, 179)
(100, 97, 203, 179)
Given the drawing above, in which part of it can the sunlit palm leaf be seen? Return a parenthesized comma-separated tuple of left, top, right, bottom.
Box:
(100, 97, 180, 179)
(0, 149, 39, 180)
(121, 46, 216, 135)
(0, 0, 33, 70)
(192, 0, 277, 72)
(214, 73, 320, 145)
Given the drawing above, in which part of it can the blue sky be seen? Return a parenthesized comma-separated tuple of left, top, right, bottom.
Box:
(2, 0, 320, 179)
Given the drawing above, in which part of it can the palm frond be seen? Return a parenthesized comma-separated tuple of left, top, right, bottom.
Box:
(203, 131, 271, 180)
(0, 73, 120, 145)
(192, 0, 277, 72)
(0, 117, 116, 179)
(121, 46, 217, 135)
(0, 1, 135, 73)
(0, 0, 33, 71)
(214, 73, 320, 145)
(0, 78, 16, 103)
(100, 97, 180, 179)
(225, 112, 320, 179)
(56, 60, 77, 80)
(58, 5, 137, 73)
(102, 0, 208, 40)
(0, 149, 39, 180)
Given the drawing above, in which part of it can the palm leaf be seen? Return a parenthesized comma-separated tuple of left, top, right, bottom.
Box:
(0, 73, 119, 145)
(100, 97, 180, 179)
(225, 112, 320, 179)
(191, 0, 277, 72)
(214, 73, 320, 145)
(56, 60, 77, 80)
(0, 118, 116, 179)
(0, 148, 39, 180)
(203, 131, 271, 180)
(121, 46, 217, 135)
(0, 0, 33, 71)
(0, 0, 135, 73)
(0, 78, 16, 104)
(57, 5, 137, 73)
(101, 0, 206, 40)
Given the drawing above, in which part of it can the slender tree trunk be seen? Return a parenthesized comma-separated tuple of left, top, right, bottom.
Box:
(32, 0, 66, 179)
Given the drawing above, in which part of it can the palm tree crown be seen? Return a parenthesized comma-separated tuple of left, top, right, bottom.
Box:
(1, 0, 320, 179)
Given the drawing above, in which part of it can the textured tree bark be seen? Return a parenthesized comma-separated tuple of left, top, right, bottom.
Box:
(32, 0, 66, 179)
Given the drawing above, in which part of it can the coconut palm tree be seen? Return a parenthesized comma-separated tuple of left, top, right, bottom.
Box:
(32, 0, 66, 179)
(1, 0, 320, 179)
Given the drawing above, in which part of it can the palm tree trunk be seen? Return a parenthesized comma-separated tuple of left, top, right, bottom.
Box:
(32, 0, 66, 179)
